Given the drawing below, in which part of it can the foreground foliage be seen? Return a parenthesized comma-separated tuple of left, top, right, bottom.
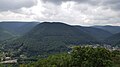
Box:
(19, 46, 120, 67)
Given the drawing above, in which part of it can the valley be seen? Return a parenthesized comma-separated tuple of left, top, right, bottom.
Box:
(0, 22, 120, 67)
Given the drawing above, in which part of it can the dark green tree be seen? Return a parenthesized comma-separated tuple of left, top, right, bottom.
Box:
(71, 46, 113, 67)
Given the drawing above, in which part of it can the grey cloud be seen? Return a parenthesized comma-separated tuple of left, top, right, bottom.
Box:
(41, 0, 68, 5)
(102, 0, 120, 10)
(0, 0, 37, 11)
(104, 0, 120, 4)
(42, 0, 120, 11)
(42, 0, 100, 5)
(110, 4, 120, 11)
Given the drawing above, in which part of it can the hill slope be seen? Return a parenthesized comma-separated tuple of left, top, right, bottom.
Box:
(93, 25, 120, 34)
(0, 21, 39, 35)
(75, 26, 113, 41)
(4, 22, 97, 56)
(105, 32, 120, 46)
(0, 27, 14, 41)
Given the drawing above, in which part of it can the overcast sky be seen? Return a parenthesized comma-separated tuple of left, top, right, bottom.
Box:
(0, 0, 120, 26)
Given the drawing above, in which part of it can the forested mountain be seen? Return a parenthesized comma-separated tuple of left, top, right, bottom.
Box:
(4, 22, 98, 56)
(115, 41, 120, 47)
(93, 25, 120, 34)
(0, 27, 14, 41)
(75, 26, 113, 41)
(16, 22, 39, 35)
(0, 22, 120, 67)
(0, 21, 39, 35)
(105, 32, 120, 46)
(1, 22, 120, 57)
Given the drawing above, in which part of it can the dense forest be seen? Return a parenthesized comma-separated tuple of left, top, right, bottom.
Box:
(0, 22, 120, 67)
(1, 22, 120, 57)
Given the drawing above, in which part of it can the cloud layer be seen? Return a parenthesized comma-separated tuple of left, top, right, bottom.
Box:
(0, 0, 37, 11)
(0, 0, 120, 26)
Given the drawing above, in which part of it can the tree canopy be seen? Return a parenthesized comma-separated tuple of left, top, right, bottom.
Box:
(20, 46, 117, 67)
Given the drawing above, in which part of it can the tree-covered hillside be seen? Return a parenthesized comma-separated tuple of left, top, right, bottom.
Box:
(105, 32, 120, 46)
(0, 22, 120, 67)
(1, 22, 120, 58)
(75, 26, 112, 41)
(93, 25, 120, 34)
(0, 27, 14, 41)
(3, 22, 98, 57)
(0, 22, 39, 35)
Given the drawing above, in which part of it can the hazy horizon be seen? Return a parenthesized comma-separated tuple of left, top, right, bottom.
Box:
(1, 21, 120, 27)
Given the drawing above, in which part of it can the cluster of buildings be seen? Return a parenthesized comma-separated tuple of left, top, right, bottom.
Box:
(83, 44, 120, 51)
(0, 52, 17, 64)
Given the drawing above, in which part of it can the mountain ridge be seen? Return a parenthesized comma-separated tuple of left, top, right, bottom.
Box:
(1, 22, 120, 57)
